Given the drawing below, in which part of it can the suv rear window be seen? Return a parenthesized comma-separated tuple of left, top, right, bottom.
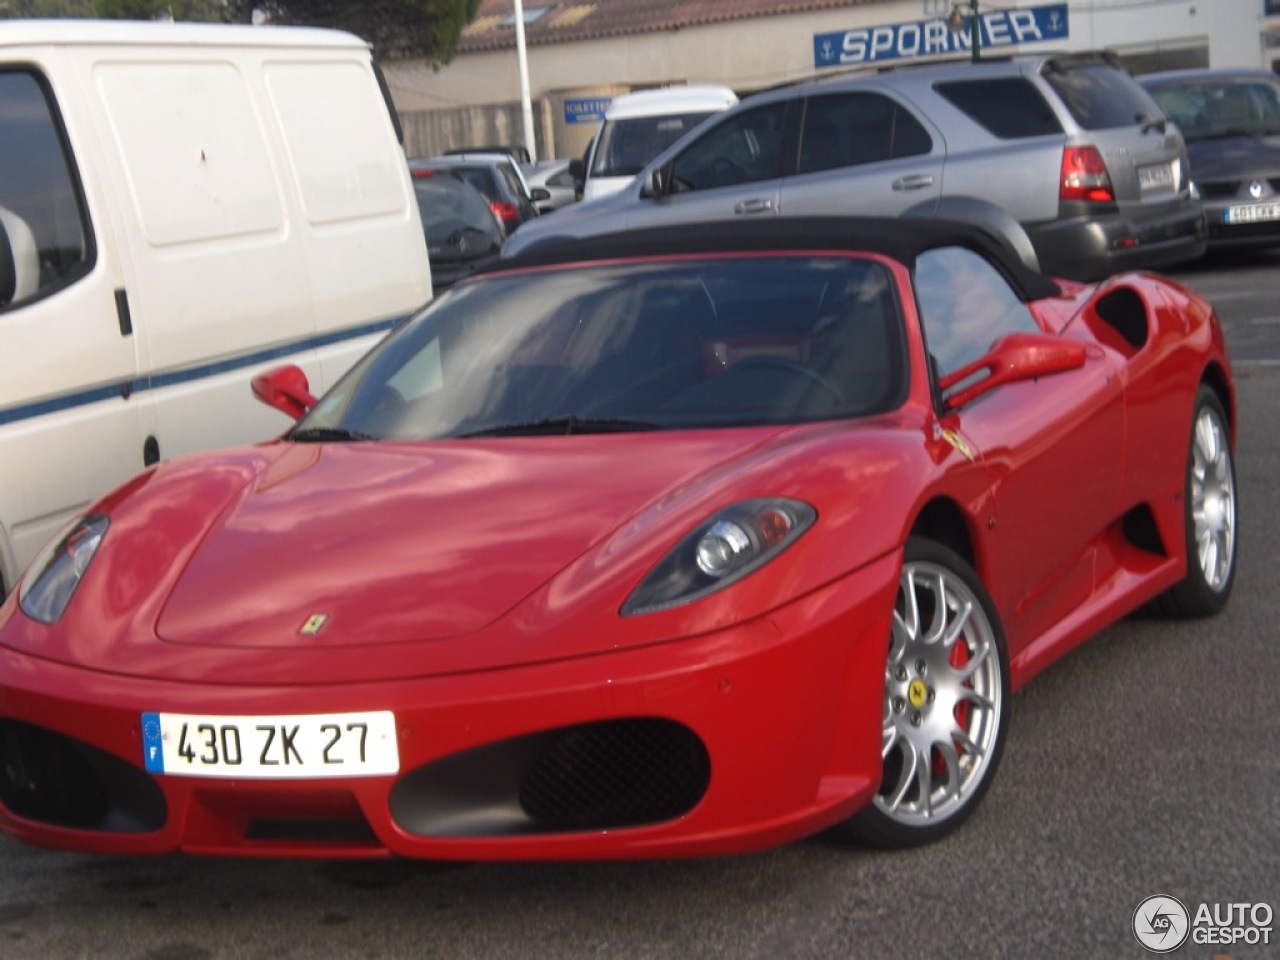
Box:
(934, 78, 1062, 139)
(1041, 61, 1163, 131)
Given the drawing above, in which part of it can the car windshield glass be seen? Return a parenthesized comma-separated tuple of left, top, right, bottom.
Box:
(1147, 78, 1280, 141)
(296, 256, 906, 441)
(591, 111, 717, 177)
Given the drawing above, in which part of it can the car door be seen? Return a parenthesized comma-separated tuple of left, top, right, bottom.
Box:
(0, 67, 144, 591)
(780, 90, 945, 218)
(914, 246, 1125, 654)
(622, 100, 791, 230)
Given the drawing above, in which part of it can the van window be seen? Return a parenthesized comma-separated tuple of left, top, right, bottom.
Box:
(668, 102, 788, 192)
(934, 78, 1063, 139)
(798, 93, 932, 174)
(0, 70, 92, 309)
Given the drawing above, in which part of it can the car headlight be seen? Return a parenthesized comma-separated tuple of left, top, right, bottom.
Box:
(19, 514, 109, 624)
(622, 498, 816, 616)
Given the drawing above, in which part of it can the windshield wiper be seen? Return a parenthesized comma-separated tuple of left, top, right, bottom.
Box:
(289, 426, 377, 443)
(452, 416, 662, 438)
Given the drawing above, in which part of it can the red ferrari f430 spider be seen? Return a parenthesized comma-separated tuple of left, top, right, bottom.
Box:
(0, 218, 1236, 859)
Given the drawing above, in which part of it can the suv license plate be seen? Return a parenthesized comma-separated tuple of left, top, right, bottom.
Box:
(1224, 202, 1280, 225)
(1137, 162, 1174, 191)
(141, 710, 399, 778)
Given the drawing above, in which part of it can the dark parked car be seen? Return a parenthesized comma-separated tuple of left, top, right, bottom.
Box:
(409, 170, 504, 291)
(1140, 68, 1280, 249)
(505, 52, 1206, 281)
(410, 154, 547, 236)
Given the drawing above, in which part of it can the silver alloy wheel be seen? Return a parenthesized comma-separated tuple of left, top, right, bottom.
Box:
(875, 560, 1003, 827)
(1191, 404, 1236, 592)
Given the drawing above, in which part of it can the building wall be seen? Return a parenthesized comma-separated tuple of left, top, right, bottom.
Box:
(385, 0, 1275, 161)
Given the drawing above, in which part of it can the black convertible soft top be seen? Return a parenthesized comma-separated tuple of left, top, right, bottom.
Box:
(486, 216, 1063, 303)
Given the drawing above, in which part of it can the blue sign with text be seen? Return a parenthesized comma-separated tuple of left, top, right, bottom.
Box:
(814, 2, 1069, 70)
(564, 97, 612, 124)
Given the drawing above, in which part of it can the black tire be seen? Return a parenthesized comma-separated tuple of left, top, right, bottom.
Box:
(1148, 386, 1238, 618)
(841, 536, 1010, 848)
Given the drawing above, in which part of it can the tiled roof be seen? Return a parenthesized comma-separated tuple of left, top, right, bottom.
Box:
(458, 0, 884, 53)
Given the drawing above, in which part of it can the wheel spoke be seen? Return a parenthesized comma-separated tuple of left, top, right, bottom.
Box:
(941, 596, 973, 651)
(881, 724, 899, 760)
(886, 745, 920, 813)
(933, 741, 962, 807)
(958, 688, 995, 713)
(952, 727, 983, 758)
(914, 747, 934, 816)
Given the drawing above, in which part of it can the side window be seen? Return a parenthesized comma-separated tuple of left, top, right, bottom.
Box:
(934, 79, 1063, 139)
(0, 70, 92, 311)
(1041, 62, 1163, 131)
(915, 246, 1042, 383)
(797, 92, 932, 175)
(548, 168, 576, 189)
(668, 102, 788, 192)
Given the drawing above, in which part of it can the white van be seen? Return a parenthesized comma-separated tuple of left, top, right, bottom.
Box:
(0, 20, 432, 594)
(576, 85, 738, 201)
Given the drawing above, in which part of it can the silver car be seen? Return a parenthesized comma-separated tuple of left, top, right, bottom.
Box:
(505, 53, 1206, 280)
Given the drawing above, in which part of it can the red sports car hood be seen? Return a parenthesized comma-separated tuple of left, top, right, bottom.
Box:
(155, 433, 780, 649)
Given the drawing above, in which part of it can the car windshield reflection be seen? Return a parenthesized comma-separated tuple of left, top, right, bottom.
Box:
(297, 257, 906, 442)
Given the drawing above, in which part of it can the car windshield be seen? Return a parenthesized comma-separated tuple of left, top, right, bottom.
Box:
(591, 112, 718, 177)
(295, 256, 905, 441)
(1146, 77, 1280, 141)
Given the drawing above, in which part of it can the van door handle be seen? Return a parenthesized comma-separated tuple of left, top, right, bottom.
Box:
(733, 198, 775, 215)
(892, 174, 935, 191)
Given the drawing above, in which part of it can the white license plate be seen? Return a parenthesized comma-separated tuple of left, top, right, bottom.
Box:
(1223, 202, 1280, 224)
(141, 710, 399, 779)
(1137, 162, 1174, 190)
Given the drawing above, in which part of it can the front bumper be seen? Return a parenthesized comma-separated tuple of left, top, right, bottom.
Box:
(0, 554, 897, 860)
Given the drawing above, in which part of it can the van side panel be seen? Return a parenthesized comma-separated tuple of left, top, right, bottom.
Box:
(263, 59, 432, 389)
(91, 55, 318, 457)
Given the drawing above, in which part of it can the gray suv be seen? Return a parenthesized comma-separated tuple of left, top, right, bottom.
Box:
(503, 53, 1206, 280)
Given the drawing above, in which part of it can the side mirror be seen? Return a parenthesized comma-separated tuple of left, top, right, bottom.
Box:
(641, 164, 670, 199)
(568, 158, 585, 181)
(252, 364, 317, 421)
(530, 187, 552, 203)
(939, 333, 1087, 411)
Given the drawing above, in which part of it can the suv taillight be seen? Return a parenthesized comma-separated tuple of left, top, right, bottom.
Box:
(1060, 146, 1115, 203)
(490, 201, 520, 224)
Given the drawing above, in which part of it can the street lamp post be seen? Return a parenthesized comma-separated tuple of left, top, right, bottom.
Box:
(948, 0, 982, 62)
